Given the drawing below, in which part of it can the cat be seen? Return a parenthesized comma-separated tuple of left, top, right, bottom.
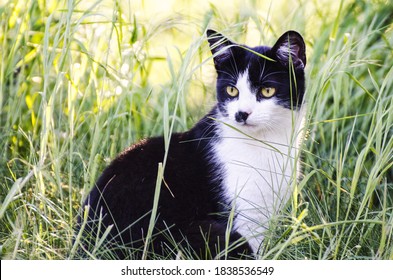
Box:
(75, 29, 306, 260)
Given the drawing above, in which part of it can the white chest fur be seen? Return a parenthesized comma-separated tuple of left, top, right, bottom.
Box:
(213, 113, 303, 254)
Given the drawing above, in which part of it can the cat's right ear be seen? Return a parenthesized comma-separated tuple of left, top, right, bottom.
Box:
(207, 29, 234, 65)
(271, 31, 306, 69)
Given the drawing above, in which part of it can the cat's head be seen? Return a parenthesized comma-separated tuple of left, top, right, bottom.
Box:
(207, 29, 306, 134)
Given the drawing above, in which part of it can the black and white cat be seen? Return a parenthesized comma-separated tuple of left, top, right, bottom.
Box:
(77, 29, 306, 259)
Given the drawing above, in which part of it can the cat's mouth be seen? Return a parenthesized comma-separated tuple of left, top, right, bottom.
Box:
(239, 121, 253, 126)
(235, 120, 257, 128)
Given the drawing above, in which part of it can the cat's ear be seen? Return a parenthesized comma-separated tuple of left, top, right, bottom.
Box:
(207, 29, 234, 65)
(272, 31, 306, 69)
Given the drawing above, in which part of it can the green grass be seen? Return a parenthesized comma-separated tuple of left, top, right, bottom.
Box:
(1, 0, 392, 260)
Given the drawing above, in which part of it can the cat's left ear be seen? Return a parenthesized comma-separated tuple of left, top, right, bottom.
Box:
(272, 31, 306, 69)
(207, 29, 234, 65)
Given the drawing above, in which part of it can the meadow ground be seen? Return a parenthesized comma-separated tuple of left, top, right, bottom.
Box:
(0, 0, 392, 259)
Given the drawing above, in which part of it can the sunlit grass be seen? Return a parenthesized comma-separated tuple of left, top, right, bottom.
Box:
(1, 0, 392, 259)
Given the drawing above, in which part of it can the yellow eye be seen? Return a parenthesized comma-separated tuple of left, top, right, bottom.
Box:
(226, 86, 239, 97)
(261, 87, 276, 98)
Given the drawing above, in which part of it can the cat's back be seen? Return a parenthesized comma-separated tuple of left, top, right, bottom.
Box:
(84, 121, 220, 230)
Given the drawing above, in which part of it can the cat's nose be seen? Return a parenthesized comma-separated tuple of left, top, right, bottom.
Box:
(235, 111, 250, 123)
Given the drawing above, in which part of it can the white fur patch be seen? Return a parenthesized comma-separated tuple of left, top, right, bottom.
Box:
(234, 70, 254, 114)
(213, 70, 305, 254)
